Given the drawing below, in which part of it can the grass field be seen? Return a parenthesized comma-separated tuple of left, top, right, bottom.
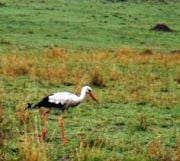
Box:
(0, 48, 180, 161)
(0, 0, 180, 161)
(0, 0, 180, 51)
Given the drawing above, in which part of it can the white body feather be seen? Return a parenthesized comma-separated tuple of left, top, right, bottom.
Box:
(47, 86, 91, 108)
(48, 92, 80, 106)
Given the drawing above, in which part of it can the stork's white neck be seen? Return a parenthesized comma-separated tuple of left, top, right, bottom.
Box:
(78, 88, 87, 102)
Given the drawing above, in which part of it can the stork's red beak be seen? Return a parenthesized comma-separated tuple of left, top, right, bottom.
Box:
(89, 92, 98, 103)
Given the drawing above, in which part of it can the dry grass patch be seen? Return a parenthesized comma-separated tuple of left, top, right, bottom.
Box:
(15, 108, 30, 125)
(0, 55, 32, 76)
(0, 48, 179, 107)
(46, 48, 68, 61)
(34, 64, 70, 85)
(115, 48, 180, 66)
(147, 138, 180, 161)
(19, 135, 49, 161)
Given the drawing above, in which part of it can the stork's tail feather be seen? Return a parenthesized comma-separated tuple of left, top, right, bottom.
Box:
(24, 102, 41, 111)
(24, 103, 33, 111)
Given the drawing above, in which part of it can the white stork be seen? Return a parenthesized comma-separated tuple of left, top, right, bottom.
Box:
(25, 85, 98, 144)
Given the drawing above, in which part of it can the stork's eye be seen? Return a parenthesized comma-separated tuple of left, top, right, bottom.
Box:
(87, 89, 91, 93)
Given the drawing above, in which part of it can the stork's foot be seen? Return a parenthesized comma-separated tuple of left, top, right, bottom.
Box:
(58, 115, 68, 144)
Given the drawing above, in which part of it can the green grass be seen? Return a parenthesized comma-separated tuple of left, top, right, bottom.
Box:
(0, 0, 180, 51)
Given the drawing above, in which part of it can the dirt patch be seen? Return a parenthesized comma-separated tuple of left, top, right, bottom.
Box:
(171, 50, 180, 54)
(151, 24, 174, 32)
(140, 49, 153, 55)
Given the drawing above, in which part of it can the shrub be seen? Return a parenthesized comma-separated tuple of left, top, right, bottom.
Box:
(90, 68, 106, 88)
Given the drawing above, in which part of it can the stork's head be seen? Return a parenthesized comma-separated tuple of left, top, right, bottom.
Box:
(82, 86, 98, 103)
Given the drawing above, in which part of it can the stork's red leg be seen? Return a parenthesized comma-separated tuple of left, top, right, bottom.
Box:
(58, 115, 68, 144)
(41, 125, 47, 140)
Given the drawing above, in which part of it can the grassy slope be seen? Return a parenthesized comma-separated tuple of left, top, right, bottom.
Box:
(0, 0, 180, 51)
